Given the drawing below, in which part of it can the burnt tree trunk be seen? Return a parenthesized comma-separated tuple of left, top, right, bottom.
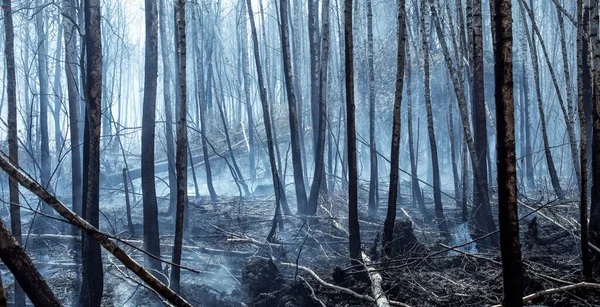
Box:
(141, 0, 165, 282)
(280, 0, 308, 214)
(367, 0, 378, 215)
(79, 0, 104, 304)
(494, 0, 524, 304)
(3, 0, 25, 305)
(345, 0, 362, 263)
(382, 0, 407, 259)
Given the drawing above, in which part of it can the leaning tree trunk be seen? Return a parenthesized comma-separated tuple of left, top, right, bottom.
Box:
(3, 0, 25, 305)
(420, 0, 449, 239)
(0, 218, 61, 306)
(141, 0, 164, 284)
(280, 0, 308, 214)
(494, 0, 524, 304)
(382, 0, 407, 259)
(79, 0, 104, 305)
(307, 0, 331, 216)
(246, 0, 289, 240)
(431, 3, 498, 247)
(240, 1, 256, 181)
(171, 0, 187, 294)
(518, 3, 564, 200)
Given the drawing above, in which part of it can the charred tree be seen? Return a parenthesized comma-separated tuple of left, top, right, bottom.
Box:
(3, 0, 25, 305)
(79, 0, 104, 304)
(494, 0, 524, 304)
(345, 0, 362, 263)
(367, 0, 378, 215)
(171, 0, 187, 293)
(382, 0, 407, 258)
(158, 0, 178, 217)
(420, 0, 449, 239)
(307, 0, 331, 215)
(280, 0, 308, 214)
(240, 0, 256, 181)
(141, 0, 165, 283)
(589, 0, 600, 277)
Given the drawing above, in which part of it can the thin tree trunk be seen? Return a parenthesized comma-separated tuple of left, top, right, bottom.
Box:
(246, 0, 289, 240)
(123, 168, 135, 236)
(518, 2, 564, 200)
(3, 0, 25, 305)
(35, 0, 55, 224)
(192, 7, 217, 205)
(141, 0, 164, 283)
(240, 1, 256, 180)
(420, 0, 449, 239)
(80, 0, 104, 304)
(520, 33, 534, 190)
(382, 0, 406, 259)
(472, 0, 491, 238)
(431, 3, 498, 247)
(494, 0, 523, 304)
(367, 0, 378, 216)
(307, 0, 331, 215)
(344, 0, 362, 263)
(577, 0, 592, 282)
(171, 0, 187, 294)
(280, 0, 308, 214)
(158, 0, 178, 217)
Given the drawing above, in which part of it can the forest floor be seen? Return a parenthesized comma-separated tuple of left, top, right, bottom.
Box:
(1, 182, 599, 306)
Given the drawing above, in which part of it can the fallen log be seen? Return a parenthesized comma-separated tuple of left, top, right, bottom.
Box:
(0, 154, 192, 307)
(362, 252, 391, 307)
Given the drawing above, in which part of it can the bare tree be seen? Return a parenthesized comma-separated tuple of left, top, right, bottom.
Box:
(141, 0, 165, 283)
(280, 0, 308, 214)
(382, 0, 406, 258)
(3, 0, 25, 304)
(494, 0, 523, 304)
(171, 0, 187, 293)
(79, 0, 104, 304)
(344, 0, 362, 263)
(420, 0, 449, 240)
(589, 0, 600, 275)
(366, 0, 378, 215)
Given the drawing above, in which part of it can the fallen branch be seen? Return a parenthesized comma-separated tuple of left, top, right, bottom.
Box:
(491, 282, 600, 306)
(362, 252, 391, 307)
(279, 262, 410, 307)
(0, 153, 191, 307)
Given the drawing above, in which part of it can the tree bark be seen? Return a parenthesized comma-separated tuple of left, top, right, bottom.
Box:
(80, 0, 104, 304)
(3, 0, 25, 304)
(158, 0, 178, 217)
(382, 0, 407, 259)
(588, 0, 600, 276)
(171, 0, 187, 294)
(307, 0, 331, 215)
(344, 0, 362, 263)
(494, 0, 523, 304)
(240, 1, 256, 180)
(472, 0, 491, 237)
(246, 0, 289, 239)
(518, 2, 564, 200)
(280, 0, 308, 214)
(366, 0, 378, 216)
(431, 3, 498, 247)
(141, 0, 164, 283)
